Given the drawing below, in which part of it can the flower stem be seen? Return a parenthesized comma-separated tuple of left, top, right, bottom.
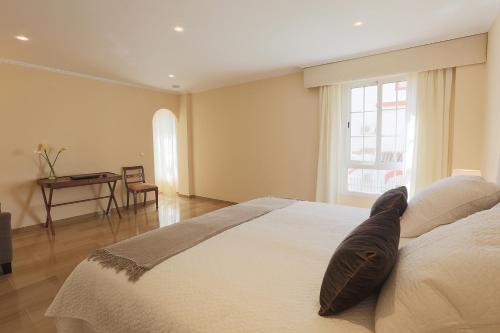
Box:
(42, 149, 57, 179)
(52, 150, 62, 166)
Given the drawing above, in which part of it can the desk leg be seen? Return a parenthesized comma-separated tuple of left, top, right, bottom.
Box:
(40, 186, 55, 236)
(106, 181, 122, 219)
(40, 186, 49, 226)
(105, 184, 113, 214)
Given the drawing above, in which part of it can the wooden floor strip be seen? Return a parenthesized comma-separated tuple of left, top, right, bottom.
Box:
(0, 195, 232, 332)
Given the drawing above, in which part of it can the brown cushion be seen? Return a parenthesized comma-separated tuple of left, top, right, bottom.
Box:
(128, 183, 158, 192)
(318, 209, 401, 316)
(370, 186, 408, 217)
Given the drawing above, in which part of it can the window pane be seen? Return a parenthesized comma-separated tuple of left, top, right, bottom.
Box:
(364, 112, 377, 136)
(351, 137, 363, 161)
(351, 88, 363, 112)
(364, 137, 376, 162)
(361, 169, 378, 193)
(395, 139, 404, 162)
(397, 81, 407, 104)
(364, 85, 377, 111)
(382, 82, 396, 109)
(379, 169, 405, 192)
(381, 137, 396, 162)
(347, 168, 362, 192)
(381, 110, 396, 136)
(348, 168, 406, 194)
(345, 79, 409, 195)
(351, 112, 363, 136)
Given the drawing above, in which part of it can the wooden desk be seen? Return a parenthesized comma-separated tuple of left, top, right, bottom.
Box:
(37, 172, 122, 236)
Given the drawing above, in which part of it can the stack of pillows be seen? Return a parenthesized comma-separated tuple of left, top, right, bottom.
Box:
(319, 176, 500, 332)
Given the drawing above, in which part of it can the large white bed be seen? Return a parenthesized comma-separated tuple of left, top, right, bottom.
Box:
(46, 199, 413, 333)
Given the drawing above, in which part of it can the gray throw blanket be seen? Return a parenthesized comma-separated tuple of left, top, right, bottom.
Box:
(89, 197, 296, 281)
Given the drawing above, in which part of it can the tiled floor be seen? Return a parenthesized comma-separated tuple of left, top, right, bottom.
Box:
(0, 195, 232, 332)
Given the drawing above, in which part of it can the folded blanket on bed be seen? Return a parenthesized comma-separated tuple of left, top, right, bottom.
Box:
(89, 197, 296, 281)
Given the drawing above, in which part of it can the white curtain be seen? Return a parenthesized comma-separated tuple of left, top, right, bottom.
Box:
(404, 73, 418, 196)
(315, 85, 342, 203)
(153, 109, 178, 195)
(413, 68, 454, 192)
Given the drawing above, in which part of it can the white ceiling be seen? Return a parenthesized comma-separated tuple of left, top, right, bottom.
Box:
(1, 0, 499, 92)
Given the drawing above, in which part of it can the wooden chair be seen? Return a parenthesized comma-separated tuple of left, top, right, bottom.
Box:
(122, 166, 158, 214)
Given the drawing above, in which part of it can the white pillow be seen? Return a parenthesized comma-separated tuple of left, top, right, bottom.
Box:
(401, 176, 500, 237)
(375, 208, 500, 333)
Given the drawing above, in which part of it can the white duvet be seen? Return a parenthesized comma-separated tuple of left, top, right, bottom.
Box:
(46, 199, 411, 333)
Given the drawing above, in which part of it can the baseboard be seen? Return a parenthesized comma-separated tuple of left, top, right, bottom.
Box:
(12, 203, 130, 234)
(13, 196, 234, 233)
(176, 192, 236, 205)
(176, 193, 196, 199)
(189, 195, 236, 205)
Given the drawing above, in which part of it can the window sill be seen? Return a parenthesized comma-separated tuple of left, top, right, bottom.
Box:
(341, 190, 380, 198)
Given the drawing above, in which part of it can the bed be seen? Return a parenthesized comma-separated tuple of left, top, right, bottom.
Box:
(46, 198, 414, 333)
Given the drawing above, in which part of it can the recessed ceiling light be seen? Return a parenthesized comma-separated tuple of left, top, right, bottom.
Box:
(168, 74, 175, 78)
(15, 35, 29, 41)
(173, 26, 184, 32)
(353, 21, 363, 27)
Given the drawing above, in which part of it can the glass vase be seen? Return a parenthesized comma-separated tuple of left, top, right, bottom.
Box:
(48, 167, 57, 180)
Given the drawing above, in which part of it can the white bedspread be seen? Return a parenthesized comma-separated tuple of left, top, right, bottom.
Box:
(46, 200, 408, 333)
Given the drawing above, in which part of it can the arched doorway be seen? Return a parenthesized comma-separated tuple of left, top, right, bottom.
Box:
(152, 109, 178, 195)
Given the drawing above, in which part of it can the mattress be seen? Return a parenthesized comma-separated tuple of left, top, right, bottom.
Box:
(46, 199, 413, 333)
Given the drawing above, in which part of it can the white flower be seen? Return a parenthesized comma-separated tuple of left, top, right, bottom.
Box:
(36, 143, 50, 153)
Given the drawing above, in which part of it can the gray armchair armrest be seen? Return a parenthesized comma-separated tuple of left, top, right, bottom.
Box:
(0, 212, 12, 274)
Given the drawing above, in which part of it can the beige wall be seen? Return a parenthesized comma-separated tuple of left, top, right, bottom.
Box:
(188, 66, 488, 206)
(452, 64, 486, 171)
(177, 94, 194, 196)
(0, 63, 178, 229)
(2, 35, 494, 228)
(191, 72, 319, 203)
(484, 15, 500, 182)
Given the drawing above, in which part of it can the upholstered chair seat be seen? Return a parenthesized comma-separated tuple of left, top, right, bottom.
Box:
(127, 183, 158, 192)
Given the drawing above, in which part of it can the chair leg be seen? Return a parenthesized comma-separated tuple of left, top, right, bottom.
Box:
(143, 192, 147, 207)
(126, 192, 130, 209)
(133, 192, 138, 214)
(1, 263, 12, 275)
(155, 189, 158, 210)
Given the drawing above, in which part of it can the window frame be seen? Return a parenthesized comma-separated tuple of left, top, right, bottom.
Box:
(341, 75, 409, 196)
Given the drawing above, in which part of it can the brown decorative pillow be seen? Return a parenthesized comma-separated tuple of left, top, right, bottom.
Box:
(318, 209, 401, 316)
(370, 186, 408, 217)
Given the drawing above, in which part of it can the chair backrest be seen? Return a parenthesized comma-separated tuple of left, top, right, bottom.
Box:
(122, 166, 146, 190)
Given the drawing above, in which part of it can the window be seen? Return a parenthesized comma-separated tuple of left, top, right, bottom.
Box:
(343, 77, 409, 194)
(152, 109, 178, 195)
